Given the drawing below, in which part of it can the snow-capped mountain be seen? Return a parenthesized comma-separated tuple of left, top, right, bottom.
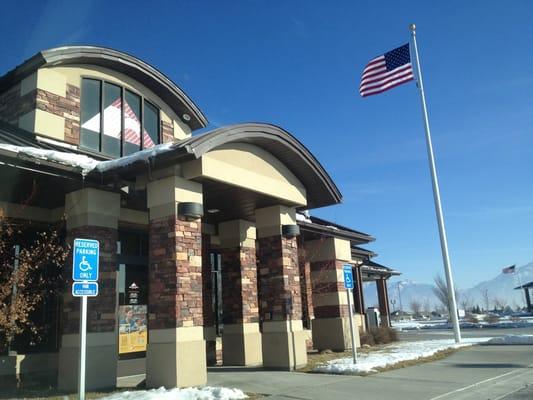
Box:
(363, 262, 533, 312)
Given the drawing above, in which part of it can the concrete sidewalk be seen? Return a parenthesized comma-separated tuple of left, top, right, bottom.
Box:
(206, 345, 533, 400)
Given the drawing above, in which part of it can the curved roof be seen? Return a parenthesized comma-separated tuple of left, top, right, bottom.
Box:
(0, 46, 207, 130)
(96, 123, 343, 209)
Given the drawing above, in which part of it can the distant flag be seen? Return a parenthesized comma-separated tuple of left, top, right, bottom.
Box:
(502, 265, 516, 274)
(359, 43, 414, 97)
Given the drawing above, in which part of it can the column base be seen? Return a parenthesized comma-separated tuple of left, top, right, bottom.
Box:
(262, 320, 307, 370)
(222, 323, 262, 366)
(312, 316, 361, 351)
(58, 332, 117, 391)
(146, 327, 206, 388)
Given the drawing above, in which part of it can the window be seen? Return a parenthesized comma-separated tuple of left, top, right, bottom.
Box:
(80, 78, 160, 156)
(80, 79, 101, 152)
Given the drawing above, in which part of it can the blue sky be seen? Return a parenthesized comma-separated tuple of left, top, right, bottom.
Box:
(2, 0, 532, 288)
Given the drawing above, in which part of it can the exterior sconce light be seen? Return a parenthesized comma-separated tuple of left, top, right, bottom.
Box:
(177, 202, 204, 221)
(282, 224, 300, 238)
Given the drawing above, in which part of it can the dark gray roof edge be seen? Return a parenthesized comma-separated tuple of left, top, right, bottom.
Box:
(310, 215, 375, 241)
(298, 220, 371, 243)
(362, 259, 401, 276)
(352, 245, 377, 258)
(0, 46, 208, 130)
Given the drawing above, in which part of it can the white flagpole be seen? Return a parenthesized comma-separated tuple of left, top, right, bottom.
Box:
(409, 24, 462, 343)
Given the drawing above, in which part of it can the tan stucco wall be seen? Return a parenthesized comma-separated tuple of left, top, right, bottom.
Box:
(306, 237, 352, 263)
(218, 219, 256, 248)
(0, 201, 64, 222)
(182, 143, 307, 207)
(47, 65, 191, 139)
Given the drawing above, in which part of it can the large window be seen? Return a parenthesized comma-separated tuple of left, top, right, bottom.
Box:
(80, 78, 160, 157)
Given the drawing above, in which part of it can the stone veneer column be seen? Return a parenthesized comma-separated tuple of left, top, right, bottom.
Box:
(308, 237, 361, 351)
(218, 220, 262, 366)
(146, 175, 206, 388)
(58, 188, 120, 391)
(297, 236, 314, 329)
(256, 206, 307, 370)
(377, 278, 391, 327)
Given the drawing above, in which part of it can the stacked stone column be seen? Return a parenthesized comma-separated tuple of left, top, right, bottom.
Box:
(256, 205, 307, 370)
(297, 236, 314, 329)
(58, 188, 120, 391)
(218, 220, 262, 366)
(308, 237, 361, 351)
(377, 278, 391, 327)
(146, 175, 206, 388)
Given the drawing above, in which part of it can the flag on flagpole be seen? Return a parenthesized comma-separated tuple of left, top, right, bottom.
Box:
(359, 43, 415, 97)
(502, 265, 516, 274)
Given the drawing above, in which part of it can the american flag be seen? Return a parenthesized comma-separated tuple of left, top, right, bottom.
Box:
(360, 43, 414, 97)
(502, 265, 516, 274)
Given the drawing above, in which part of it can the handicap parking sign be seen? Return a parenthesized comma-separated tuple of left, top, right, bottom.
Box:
(343, 264, 354, 289)
(73, 238, 99, 282)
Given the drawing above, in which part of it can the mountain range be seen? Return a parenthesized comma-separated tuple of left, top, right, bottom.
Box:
(363, 262, 533, 312)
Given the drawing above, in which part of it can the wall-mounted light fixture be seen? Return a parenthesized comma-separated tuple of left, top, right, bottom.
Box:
(177, 202, 204, 221)
(282, 224, 300, 238)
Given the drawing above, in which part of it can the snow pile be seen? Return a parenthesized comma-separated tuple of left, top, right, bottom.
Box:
(314, 338, 492, 375)
(0, 143, 100, 175)
(101, 386, 247, 400)
(485, 335, 533, 345)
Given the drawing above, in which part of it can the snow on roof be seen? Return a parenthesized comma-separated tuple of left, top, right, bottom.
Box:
(0, 143, 100, 175)
(96, 142, 176, 173)
(0, 141, 177, 176)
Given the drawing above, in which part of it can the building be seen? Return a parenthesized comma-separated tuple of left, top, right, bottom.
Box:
(0, 46, 399, 390)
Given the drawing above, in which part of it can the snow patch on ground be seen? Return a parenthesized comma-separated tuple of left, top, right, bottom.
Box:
(486, 335, 533, 345)
(314, 338, 493, 375)
(101, 386, 247, 400)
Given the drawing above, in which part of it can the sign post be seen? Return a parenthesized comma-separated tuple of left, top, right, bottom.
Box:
(343, 264, 357, 364)
(72, 239, 100, 400)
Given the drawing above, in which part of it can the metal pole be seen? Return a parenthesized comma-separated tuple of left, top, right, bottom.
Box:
(78, 295, 87, 400)
(346, 289, 358, 364)
(409, 24, 462, 343)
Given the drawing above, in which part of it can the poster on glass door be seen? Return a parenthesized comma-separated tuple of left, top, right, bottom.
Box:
(118, 304, 147, 354)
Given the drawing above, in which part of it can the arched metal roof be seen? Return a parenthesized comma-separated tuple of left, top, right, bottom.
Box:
(0, 46, 208, 130)
(97, 123, 343, 209)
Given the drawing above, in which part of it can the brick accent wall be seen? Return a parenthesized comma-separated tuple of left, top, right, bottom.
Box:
(62, 226, 117, 334)
(148, 216, 203, 329)
(0, 84, 36, 125)
(311, 259, 350, 319)
(161, 120, 174, 143)
(297, 237, 314, 328)
(220, 246, 259, 324)
(257, 235, 302, 321)
(35, 84, 81, 145)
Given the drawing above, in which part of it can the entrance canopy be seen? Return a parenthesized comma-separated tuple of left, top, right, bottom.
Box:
(0, 122, 342, 215)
